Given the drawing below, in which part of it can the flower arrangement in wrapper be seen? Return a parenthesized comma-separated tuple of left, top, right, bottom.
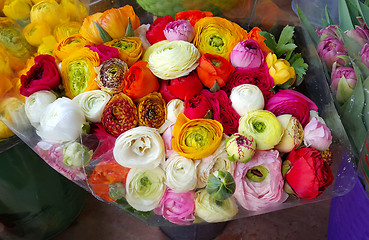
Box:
(0, 1, 357, 226)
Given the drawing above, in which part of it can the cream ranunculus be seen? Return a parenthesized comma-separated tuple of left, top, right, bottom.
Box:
(163, 152, 197, 193)
(72, 90, 111, 123)
(25, 90, 57, 128)
(63, 142, 93, 167)
(148, 40, 200, 80)
(229, 84, 264, 116)
(166, 99, 184, 123)
(125, 167, 166, 211)
(275, 114, 304, 153)
(113, 126, 165, 169)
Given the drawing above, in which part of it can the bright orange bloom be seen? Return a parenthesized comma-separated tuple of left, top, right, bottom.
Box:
(54, 34, 91, 61)
(105, 37, 143, 67)
(175, 10, 213, 26)
(247, 27, 272, 54)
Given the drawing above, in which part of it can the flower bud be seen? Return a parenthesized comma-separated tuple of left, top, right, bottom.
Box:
(304, 117, 332, 151)
(330, 62, 357, 104)
(267, 53, 296, 85)
(345, 25, 369, 47)
(361, 43, 369, 69)
(164, 20, 195, 42)
(317, 36, 347, 71)
(230, 39, 264, 69)
(63, 142, 93, 167)
(275, 114, 304, 153)
(225, 133, 256, 162)
(206, 170, 235, 201)
(167, 99, 184, 123)
(229, 84, 264, 116)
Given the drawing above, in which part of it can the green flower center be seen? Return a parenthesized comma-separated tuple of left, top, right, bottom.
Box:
(113, 40, 133, 50)
(209, 35, 224, 51)
(185, 126, 210, 149)
(67, 60, 89, 96)
(246, 165, 269, 182)
(253, 121, 266, 133)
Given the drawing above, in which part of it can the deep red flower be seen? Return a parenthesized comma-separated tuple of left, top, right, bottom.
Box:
(146, 15, 174, 45)
(184, 94, 211, 119)
(87, 44, 120, 63)
(159, 80, 177, 103)
(167, 71, 203, 100)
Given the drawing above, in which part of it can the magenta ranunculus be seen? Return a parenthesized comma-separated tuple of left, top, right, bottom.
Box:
(317, 36, 347, 71)
(234, 149, 288, 211)
(164, 20, 195, 42)
(316, 25, 340, 40)
(361, 43, 369, 68)
(222, 65, 274, 101)
(265, 89, 318, 126)
(20, 54, 61, 97)
(230, 39, 265, 69)
(184, 94, 212, 119)
(154, 188, 195, 225)
(345, 24, 369, 47)
(304, 117, 332, 151)
(87, 44, 120, 63)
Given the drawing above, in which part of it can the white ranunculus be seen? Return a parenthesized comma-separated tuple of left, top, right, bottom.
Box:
(230, 84, 264, 116)
(125, 167, 166, 211)
(166, 99, 184, 123)
(72, 90, 111, 123)
(36, 97, 86, 142)
(163, 153, 197, 193)
(113, 126, 165, 169)
(25, 90, 57, 127)
(134, 24, 151, 50)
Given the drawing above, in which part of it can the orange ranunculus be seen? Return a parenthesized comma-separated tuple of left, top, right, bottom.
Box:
(79, 12, 103, 44)
(54, 21, 82, 42)
(175, 10, 213, 26)
(0, 46, 12, 79)
(54, 34, 91, 61)
(136, 92, 166, 129)
(247, 27, 272, 54)
(123, 61, 159, 100)
(61, 47, 100, 98)
(171, 113, 223, 159)
(196, 53, 235, 89)
(105, 37, 143, 67)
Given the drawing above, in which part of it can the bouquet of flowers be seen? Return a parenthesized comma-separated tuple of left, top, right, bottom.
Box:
(0, 0, 356, 225)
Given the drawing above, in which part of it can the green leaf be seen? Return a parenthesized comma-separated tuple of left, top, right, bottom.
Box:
(347, 0, 361, 26)
(277, 25, 295, 47)
(365, 0, 369, 6)
(295, 4, 320, 46)
(339, 0, 355, 31)
(290, 55, 308, 79)
(275, 43, 297, 58)
(94, 21, 112, 43)
(359, 1, 369, 28)
(125, 17, 134, 37)
(258, 31, 277, 52)
(325, 5, 334, 26)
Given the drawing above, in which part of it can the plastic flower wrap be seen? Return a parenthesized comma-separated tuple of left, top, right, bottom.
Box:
(94, 58, 128, 94)
(105, 37, 143, 67)
(24, 90, 57, 127)
(136, 92, 166, 129)
(63, 142, 92, 167)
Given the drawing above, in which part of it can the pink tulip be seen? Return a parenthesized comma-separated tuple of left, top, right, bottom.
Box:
(164, 20, 195, 42)
(345, 24, 369, 47)
(360, 43, 369, 69)
(304, 117, 332, 151)
(316, 25, 340, 40)
(317, 36, 347, 71)
(230, 39, 265, 69)
(330, 62, 357, 104)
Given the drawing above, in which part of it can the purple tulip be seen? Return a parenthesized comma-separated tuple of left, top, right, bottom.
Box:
(360, 43, 369, 68)
(230, 39, 265, 69)
(317, 36, 347, 71)
(345, 24, 369, 47)
(316, 25, 340, 40)
(330, 62, 357, 104)
(163, 20, 195, 42)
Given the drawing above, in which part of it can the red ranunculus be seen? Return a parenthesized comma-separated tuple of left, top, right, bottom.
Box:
(284, 148, 334, 199)
(159, 80, 177, 103)
(265, 89, 318, 126)
(146, 15, 174, 45)
(167, 71, 203, 100)
(175, 10, 213, 26)
(196, 53, 235, 89)
(87, 44, 120, 63)
(222, 65, 274, 101)
(20, 54, 61, 97)
(184, 94, 211, 119)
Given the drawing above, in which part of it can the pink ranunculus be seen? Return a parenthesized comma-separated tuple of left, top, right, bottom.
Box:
(87, 44, 120, 63)
(361, 43, 369, 69)
(317, 36, 347, 71)
(234, 150, 288, 211)
(222, 65, 274, 101)
(265, 89, 318, 127)
(303, 117, 332, 151)
(164, 20, 195, 42)
(230, 39, 265, 69)
(345, 24, 369, 47)
(154, 188, 195, 225)
(184, 94, 212, 119)
(162, 123, 175, 158)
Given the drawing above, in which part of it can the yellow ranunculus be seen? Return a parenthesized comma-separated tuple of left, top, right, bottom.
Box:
(37, 35, 58, 55)
(61, 47, 100, 98)
(53, 21, 81, 42)
(0, 121, 14, 139)
(266, 52, 296, 85)
(60, 0, 87, 22)
(30, 0, 63, 29)
(171, 113, 223, 160)
(0, 47, 12, 79)
(193, 17, 248, 60)
(23, 21, 52, 47)
(3, 0, 32, 21)
(54, 34, 91, 61)
(136, 92, 166, 129)
(105, 37, 143, 67)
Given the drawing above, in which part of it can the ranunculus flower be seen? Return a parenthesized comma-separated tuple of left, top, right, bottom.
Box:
(361, 43, 369, 69)
(25, 90, 57, 128)
(266, 53, 296, 85)
(196, 53, 235, 89)
(36, 97, 86, 142)
(201, 89, 240, 135)
(125, 167, 166, 211)
(234, 150, 288, 211)
(265, 89, 318, 127)
(134, 24, 151, 50)
(136, 92, 166, 129)
(101, 92, 138, 137)
(154, 188, 195, 225)
(345, 24, 369, 47)
(61, 47, 100, 98)
(330, 62, 357, 104)
(63, 142, 92, 167)
(95, 58, 128, 94)
(275, 114, 304, 153)
(223, 66, 274, 101)
(238, 110, 283, 150)
(164, 20, 195, 42)
(113, 126, 165, 169)
(54, 34, 91, 61)
(159, 80, 177, 103)
(171, 113, 223, 159)
(162, 123, 175, 158)
(123, 61, 159, 100)
(195, 189, 238, 223)
(3, 0, 32, 21)
(87, 44, 119, 63)
(193, 17, 247, 60)
(284, 148, 334, 199)
(247, 26, 272, 54)
(105, 37, 143, 67)
(30, 0, 61, 29)
(196, 136, 236, 188)
(304, 117, 332, 151)
(59, 0, 88, 22)
(148, 41, 200, 80)
(167, 71, 203, 100)
(317, 36, 347, 71)
(225, 133, 256, 163)
(20, 54, 61, 97)
(23, 21, 51, 47)
(316, 25, 340, 40)
(229, 84, 264, 116)
(175, 10, 213, 26)
(230, 39, 265, 69)
(163, 153, 197, 192)
(167, 99, 184, 123)
(72, 90, 111, 123)
(142, 40, 169, 62)
(184, 94, 212, 119)
(146, 15, 174, 44)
